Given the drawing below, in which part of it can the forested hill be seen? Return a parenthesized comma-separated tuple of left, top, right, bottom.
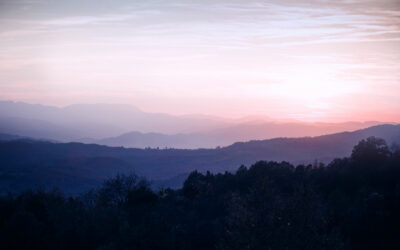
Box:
(224, 123, 400, 163)
(1, 137, 400, 250)
(0, 124, 399, 194)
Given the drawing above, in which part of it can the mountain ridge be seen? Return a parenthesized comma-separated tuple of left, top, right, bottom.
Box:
(0, 101, 392, 148)
(1, 124, 399, 194)
(84, 121, 387, 149)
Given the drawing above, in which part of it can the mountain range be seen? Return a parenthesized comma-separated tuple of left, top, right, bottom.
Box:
(87, 121, 385, 149)
(0, 101, 388, 148)
(0, 101, 228, 139)
(1, 124, 399, 194)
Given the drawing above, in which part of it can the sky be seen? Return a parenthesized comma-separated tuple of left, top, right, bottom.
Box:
(0, 0, 399, 122)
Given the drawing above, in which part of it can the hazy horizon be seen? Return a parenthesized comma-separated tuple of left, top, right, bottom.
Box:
(1, 99, 399, 124)
(1, 0, 399, 122)
(2, 2, 400, 247)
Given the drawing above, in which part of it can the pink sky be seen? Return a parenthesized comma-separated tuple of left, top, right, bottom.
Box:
(0, 0, 399, 122)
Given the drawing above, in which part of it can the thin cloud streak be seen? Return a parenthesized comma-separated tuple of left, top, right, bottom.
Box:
(0, 0, 399, 122)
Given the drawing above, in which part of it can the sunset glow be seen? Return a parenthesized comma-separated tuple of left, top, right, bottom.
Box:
(0, 0, 399, 122)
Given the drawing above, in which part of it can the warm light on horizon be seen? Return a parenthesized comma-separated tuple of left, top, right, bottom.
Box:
(0, 0, 399, 122)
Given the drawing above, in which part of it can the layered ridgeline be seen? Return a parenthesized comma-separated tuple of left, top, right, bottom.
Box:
(1, 124, 399, 194)
(0, 101, 228, 141)
(0, 101, 384, 148)
(82, 121, 384, 149)
(1, 138, 400, 250)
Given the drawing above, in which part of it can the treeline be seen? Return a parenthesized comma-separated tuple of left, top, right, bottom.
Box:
(1, 137, 400, 249)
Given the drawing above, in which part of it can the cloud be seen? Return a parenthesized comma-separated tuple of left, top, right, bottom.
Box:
(0, 0, 399, 121)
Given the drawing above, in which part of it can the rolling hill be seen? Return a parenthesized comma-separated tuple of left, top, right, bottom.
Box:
(0, 101, 386, 148)
(0, 124, 399, 194)
(0, 101, 229, 140)
(89, 121, 383, 149)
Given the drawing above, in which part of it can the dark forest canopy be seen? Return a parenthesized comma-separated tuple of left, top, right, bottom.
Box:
(1, 137, 400, 249)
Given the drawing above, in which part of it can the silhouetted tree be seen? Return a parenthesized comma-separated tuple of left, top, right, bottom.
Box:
(1, 138, 400, 249)
(351, 136, 391, 165)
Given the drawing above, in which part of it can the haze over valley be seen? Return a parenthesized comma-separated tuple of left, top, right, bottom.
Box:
(0, 101, 389, 149)
(1, 123, 399, 194)
(1, 1, 400, 249)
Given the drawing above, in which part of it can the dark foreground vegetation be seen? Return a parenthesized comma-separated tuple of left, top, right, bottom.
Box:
(1, 137, 400, 249)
